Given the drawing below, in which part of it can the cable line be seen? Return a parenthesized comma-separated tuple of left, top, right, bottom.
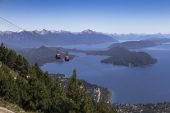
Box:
(0, 16, 25, 31)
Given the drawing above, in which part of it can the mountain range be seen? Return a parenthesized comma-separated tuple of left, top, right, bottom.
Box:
(110, 33, 170, 41)
(109, 38, 170, 49)
(0, 29, 117, 48)
(1, 29, 170, 49)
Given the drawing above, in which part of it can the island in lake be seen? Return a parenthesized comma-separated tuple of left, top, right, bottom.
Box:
(109, 38, 170, 49)
(86, 46, 157, 67)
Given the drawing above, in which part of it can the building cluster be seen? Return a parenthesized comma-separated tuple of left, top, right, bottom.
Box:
(114, 103, 170, 113)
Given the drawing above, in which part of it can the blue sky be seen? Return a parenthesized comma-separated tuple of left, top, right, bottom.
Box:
(0, 0, 170, 33)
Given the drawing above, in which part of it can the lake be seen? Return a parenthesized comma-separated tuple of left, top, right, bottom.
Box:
(41, 43, 170, 104)
(58, 42, 114, 50)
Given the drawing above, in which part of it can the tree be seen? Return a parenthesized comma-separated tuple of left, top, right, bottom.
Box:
(0, 64, 20, 104)
(97, 99, 117, 113)
(66, 70, 96, 113)
(26, 79, 50, 112)
(48, 78, 67, 113)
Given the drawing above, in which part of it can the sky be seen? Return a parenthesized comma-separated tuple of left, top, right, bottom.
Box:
(0, 0, 170, 34)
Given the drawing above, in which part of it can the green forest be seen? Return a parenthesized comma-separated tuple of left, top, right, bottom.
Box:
(0, 43, 117, 113)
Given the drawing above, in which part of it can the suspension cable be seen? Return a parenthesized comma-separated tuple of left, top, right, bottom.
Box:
(0, 16, 25, 31)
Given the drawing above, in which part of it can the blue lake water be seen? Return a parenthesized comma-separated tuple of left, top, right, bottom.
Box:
(58, 42, 114, 50)
(41, 44, 170, 104)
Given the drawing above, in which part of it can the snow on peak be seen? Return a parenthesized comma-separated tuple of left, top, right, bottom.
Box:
(81, 29, 96, 34)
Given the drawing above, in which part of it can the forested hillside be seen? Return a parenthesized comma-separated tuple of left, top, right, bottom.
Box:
(0, 43, 117, 113)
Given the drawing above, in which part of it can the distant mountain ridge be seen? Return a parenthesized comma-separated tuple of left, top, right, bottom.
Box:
(110, 34, 170, 41)
(109, 38, 170, 49)
(0, 29, 117, 48)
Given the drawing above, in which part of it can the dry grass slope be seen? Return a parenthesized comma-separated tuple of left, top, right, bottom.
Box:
(0, 99, 36, 113)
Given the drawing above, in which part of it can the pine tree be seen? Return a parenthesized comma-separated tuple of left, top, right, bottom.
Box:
(67, 69, 96, 113)
(97, 99, 117, 113)
(0, 64, 20, 104)
(26, 78, 50, 112)
(48, 78, 67, 113)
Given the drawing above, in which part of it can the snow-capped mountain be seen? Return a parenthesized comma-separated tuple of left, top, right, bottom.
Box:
(0, 29, 117, 48)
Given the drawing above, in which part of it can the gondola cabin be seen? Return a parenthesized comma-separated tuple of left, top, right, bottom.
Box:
(64, 55, 70, 62)
(56, 53, 61, 59)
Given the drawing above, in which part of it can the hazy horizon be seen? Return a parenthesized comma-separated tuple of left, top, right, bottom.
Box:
(0, 29, 170, 35)
(0, 0, 170, 34)
(1, 29, 170, 35)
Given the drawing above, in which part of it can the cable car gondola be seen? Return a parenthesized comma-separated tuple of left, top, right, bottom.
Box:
(64, 52, 70, 62)
(64, 55, 70, 62)
(56, 50, 61, 60)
